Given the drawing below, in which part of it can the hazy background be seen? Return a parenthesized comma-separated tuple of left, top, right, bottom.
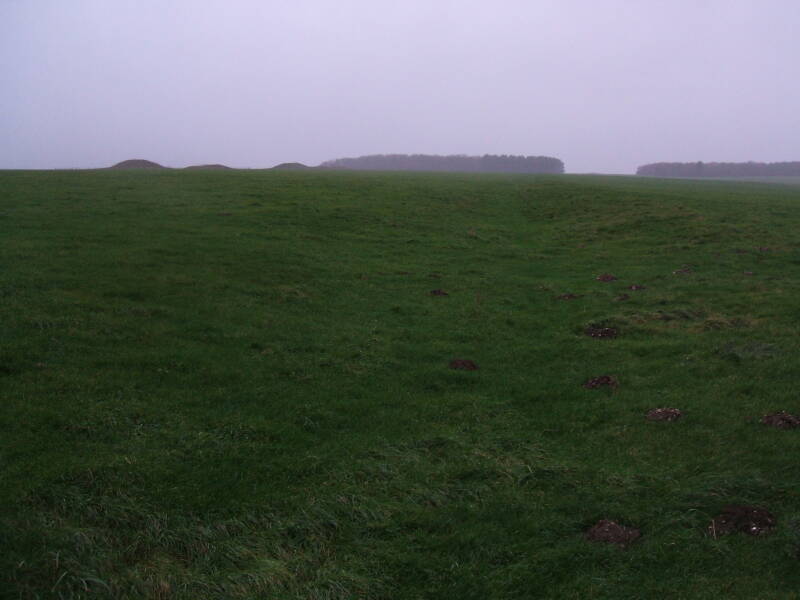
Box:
(1, 0, 798, 173)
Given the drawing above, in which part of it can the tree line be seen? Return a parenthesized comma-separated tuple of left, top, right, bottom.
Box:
(636, 161, 800, 177)
(320, 154, 564, 174)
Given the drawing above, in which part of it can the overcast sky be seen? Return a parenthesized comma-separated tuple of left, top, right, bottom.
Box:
(1, 0, 798, 173)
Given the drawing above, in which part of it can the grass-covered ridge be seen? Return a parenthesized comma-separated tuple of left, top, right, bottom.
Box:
(2, 170, 800, 598)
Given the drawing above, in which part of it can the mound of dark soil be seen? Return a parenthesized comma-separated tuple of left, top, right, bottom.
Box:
(672, 266, 692, 275)
(628, 284, 646, 291)
(585, 520, 641, 547)
(596, 273, 618, 282)
(185, 164, 231, 170)
(430, 289, 449, 296)
(646, 407, 683, 422)
(709, 505, 776, 537)
(615, 294, 630, 302)
(583, 375, 618, 389)
(585, 326, 618, 339)
(449, 359, 478, 371)
(761, 411, 800, 429)
(110, 159, 167, 169)
(557, 293, 581, 300)
(743, 271, 754, 276)
(272, 162, 310, 170)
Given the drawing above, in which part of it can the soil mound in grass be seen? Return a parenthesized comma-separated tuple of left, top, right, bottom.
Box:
(596, 273, 618, 282)
(585, 325, 618, 339)
(761, 411, 800, 429)
(583, 375, 618, 389)
(709, 505, 776, 537)
(272, 162, 310, 170)
(585, 520, 641, 547)
(629, 284, 646, 290)
(109, 159, 167, 169)
(449, 359, 478, 371)
(615, 294, 630, 301)
(429, 289, 449, 296)
(646, 407, 683, 422)
(184, 164, 231, 170)
(557, 293, 581, 300)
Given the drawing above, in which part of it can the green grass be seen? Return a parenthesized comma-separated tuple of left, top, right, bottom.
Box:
(657, 175, 800, 186)
(2, 169, 800, 598)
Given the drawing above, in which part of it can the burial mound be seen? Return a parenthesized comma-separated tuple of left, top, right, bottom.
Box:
(184, 164, 231, 170)
(109, 159, 167, 169)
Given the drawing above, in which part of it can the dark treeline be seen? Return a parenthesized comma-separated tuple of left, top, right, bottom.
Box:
(320, 154, 564, 174)
(637, 161, 800, 177)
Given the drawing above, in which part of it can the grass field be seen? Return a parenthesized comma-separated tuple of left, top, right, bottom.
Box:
(2, 169, 800, 599)
(642, 175, 800, 187)
(712, 176, 800, 186)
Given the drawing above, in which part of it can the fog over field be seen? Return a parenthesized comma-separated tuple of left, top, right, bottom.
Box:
(1, 0, 798, 173)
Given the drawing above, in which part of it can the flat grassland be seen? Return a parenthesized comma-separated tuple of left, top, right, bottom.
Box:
(665, 176, 800, 187)
(2, 170, 800, 598)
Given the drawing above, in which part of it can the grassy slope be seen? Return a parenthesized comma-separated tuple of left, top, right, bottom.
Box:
(1, 170, 800, 599)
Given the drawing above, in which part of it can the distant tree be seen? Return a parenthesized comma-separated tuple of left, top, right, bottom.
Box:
(320, 154, 564, 174)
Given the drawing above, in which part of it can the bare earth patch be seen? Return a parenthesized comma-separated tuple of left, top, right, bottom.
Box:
(449, 359, 478, 371)
(709, 505, 776, 537)
(743, 271, 754, 276)
(628, 284, 646, 290)
(646, 407, 683, 422)
(673, 266, 693, 275)
(585, 520, 641, 547)
(429, 289, 449, 296)
(583, 375, 618, 389)
(584, 326, 618, 339)
(761, 411, 800, 429)
(596, 273, 618, 282)
(557, 293, 581, 300)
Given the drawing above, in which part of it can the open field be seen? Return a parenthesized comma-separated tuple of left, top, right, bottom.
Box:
(640, 175, 800, 187)
(2, 170, 800, 599)
(707, 176, 800, 187)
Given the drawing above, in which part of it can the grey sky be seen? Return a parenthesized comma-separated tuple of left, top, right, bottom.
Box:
(2, 0, 798, 173)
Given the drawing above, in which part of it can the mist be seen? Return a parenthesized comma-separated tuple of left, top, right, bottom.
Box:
(1, 0, 798, 173)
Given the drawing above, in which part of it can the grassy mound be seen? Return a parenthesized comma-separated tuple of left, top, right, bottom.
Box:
(1, 170, 800, 598)
(184, 164, 232, 170)
(109, 159, 167, 169)
(271, 162, 310, 169)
